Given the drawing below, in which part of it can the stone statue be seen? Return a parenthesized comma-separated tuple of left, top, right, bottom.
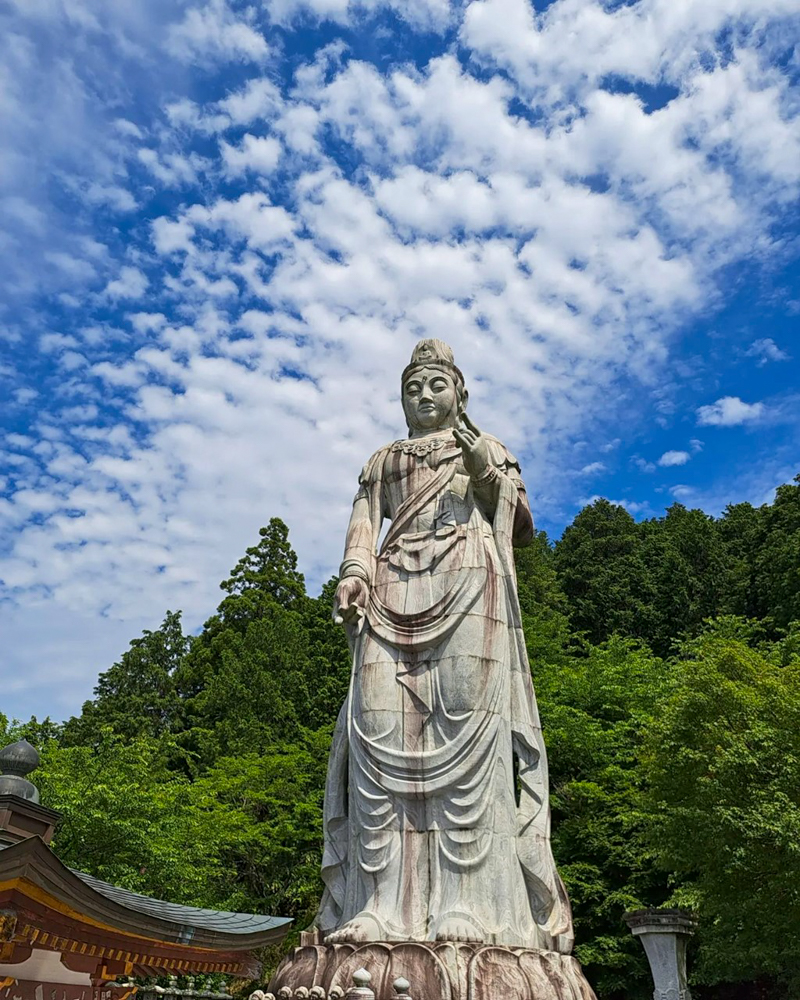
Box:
(269, 340, 595, 1000)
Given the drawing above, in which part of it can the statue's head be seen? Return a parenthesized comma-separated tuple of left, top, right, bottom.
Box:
(401, 339, 468, 434)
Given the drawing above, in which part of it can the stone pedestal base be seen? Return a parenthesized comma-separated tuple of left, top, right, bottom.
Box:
(268, 939, 597, 1000)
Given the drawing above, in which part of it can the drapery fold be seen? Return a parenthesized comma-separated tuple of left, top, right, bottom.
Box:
(316, 433, 574, 953)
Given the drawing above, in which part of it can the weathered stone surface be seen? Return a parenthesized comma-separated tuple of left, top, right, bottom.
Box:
(269, 941, 596, 1000)
(319, 340, 574, 954)
(625, 909, 696, 1000)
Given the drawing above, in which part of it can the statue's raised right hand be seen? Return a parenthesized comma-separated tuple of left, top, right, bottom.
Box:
(333, 576, 369, 633)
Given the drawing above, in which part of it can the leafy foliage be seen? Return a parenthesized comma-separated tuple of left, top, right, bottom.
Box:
(220, 519, 306, 607)
(553, 499, 656, 646)
(641, 619, 800, 992)
(534, 637, 670, 997)
(36, 732, 234, 907)
(553, 477, 800, 656)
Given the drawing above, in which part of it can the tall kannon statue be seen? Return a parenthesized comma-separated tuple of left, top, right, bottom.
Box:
(270, 340, 595, 1000)
(318, 337, 571, 951)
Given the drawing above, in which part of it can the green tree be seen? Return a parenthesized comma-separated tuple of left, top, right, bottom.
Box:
(192, 730, 332, 929)
(553, 499, 655, 644)
(179, 600, 317, 762)
(515, 529, 575, 667)
(61, 611, 188, 745)
(33, 725, 334, 936)
(302, 576, 354, 728)
(751, 476, 800, 630)
(0, 714, 61, 747)
(642, 504, 733, 655)
(642, 619, 800, 994)
(220, 519, 306, 608)
(168, 523, 349, 772)
(717, 501, 764, 620)
(175, 521, 311, 757)
(533, 635, 671, 999)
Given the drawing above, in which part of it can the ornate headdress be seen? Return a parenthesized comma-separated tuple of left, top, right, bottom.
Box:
(401, 338, 465, 389)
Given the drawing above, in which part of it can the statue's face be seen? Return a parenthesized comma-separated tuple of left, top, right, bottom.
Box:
(402, 366, 460, 432)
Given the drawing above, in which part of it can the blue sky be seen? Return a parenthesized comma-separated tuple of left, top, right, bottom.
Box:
(1, 0, 798, 722)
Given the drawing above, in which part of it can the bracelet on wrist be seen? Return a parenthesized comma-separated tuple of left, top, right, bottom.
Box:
(472, 464, 498, 488)
(339, 559, 370, 584)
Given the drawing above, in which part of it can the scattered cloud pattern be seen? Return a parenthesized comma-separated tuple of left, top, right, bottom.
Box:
(1, 0, 799, 719)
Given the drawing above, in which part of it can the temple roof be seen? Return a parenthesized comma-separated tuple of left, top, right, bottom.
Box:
(74, 868, 288, 938)
(0, 835, 291, 975)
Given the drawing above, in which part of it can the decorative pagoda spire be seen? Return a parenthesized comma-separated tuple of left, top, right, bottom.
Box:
(0, 738, 40, 802)
(0, 737, 59, 846)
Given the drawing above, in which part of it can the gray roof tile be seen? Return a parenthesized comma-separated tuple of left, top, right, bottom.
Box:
(73, 869, 291, 937)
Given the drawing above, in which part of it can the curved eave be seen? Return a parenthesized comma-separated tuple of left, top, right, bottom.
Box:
(0, 837, 291, 952)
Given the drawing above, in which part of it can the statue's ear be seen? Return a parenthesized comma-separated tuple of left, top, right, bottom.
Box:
(458, 387, 469, 416)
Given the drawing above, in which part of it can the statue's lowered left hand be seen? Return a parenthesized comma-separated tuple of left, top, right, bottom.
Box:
(334, 575, 369, 635)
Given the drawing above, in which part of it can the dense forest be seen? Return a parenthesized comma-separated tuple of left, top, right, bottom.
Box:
(4, 475, 800, 999)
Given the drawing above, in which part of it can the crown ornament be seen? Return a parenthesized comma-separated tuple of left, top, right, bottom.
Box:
(401, 338, 464, 388)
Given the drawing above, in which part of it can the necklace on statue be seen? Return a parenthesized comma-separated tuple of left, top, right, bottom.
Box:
(392, 436, 448, 456)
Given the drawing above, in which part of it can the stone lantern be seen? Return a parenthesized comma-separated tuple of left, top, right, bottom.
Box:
(624, 907, 697, 1000)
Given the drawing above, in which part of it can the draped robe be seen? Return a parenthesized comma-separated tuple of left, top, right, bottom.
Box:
(316, 429, 574, 952)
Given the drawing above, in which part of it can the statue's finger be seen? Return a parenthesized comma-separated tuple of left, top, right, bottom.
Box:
(462, 412, 481, 435)
(452, 427, 467, 446)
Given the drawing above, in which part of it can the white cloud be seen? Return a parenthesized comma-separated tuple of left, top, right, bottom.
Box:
(39, 333, 80, 353)
(658, 449, 691, 467)
(83, 182, 137, 212)
(696, 395, 766, 426)
(745, 337, 790, 364)
(581, 495, 651, 515)
(59, 350, 88, 371)
(104, 266, 149, 300)
(114, 118, 143, 140)
(44, 252, 96, 282)
(633, 456, 656, 474)
(184, 192, 295, 250)
(265, 0, 452, 31)
(151, 217, 195, 255)
(137, 149, 207, 188)
(580, 461, 605, 475)
(129, 312, 167, 334)
(220, 134, 282, 177)
(166, 0, 269, 64)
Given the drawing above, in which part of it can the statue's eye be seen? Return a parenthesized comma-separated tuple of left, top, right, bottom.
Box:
(406, 383, 422, 395)
(431, 379, 449, 392)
